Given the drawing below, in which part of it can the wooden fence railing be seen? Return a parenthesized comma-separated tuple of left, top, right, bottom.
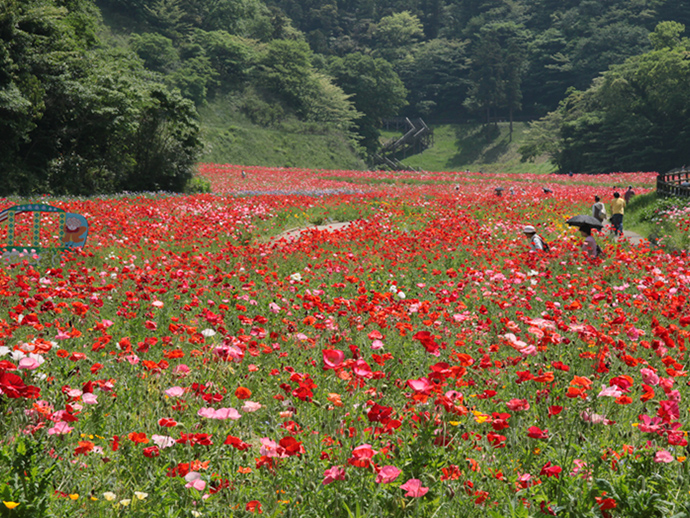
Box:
(658, 169, 690, 197)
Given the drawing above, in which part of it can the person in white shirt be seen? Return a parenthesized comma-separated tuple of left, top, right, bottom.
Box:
(592, 195, 607, 222)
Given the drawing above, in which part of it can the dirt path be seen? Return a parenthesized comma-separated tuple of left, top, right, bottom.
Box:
(267, 220, 648, 249)
(622, 229, 645, 245)
(269, 220, 356, 244)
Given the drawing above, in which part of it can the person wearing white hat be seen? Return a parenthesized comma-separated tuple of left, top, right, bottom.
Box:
(523, 225, 546, 252)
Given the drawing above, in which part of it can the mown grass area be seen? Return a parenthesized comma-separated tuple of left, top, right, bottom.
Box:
(381, 122, 556, 174)
(199, 97, 366, 170)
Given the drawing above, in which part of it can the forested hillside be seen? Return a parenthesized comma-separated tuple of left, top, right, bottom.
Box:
(2, 0, 690, 194)
(1, 0, 201, 195)
(264, 0, 690, 118)
(520, 21, 690, 175)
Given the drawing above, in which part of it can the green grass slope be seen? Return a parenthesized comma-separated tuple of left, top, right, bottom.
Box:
(382, 122, 555, 174)
(199, 99, 366, 170)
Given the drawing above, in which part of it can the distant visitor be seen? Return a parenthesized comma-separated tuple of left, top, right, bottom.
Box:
(592, 196, 607, 223)
(610, 192, 625, 237)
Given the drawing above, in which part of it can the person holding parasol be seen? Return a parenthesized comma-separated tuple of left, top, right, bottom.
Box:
(566, 215, 603, 259)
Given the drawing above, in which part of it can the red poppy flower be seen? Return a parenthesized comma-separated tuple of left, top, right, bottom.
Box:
(224, 435, 251, 450)
(143, 446, 160, 458)
(246, 500, 262, 514)
(128, 432, 149, 444)
(235, 386, 252, 399)
(279, 436, 303, 456)
(527, 426, 549, 439)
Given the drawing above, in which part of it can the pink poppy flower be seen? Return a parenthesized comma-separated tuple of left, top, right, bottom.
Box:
(184, 472, 206, 491)
(407, 377, 432, 394)
(66, 388, 83, 398)
(165, 386, 185, 397)
(353, 360, 373, 378)
(322, 349, 345, 369)
(322, 466, 346, 485)
(197, 407, 216, 418)
(597, 385, 622, 398)
(376, 465, 401, 484)
(241, 401, 262, 412)
(655, 450, 674, 463)
(151, 435, 176, 448)
(18, 357, 40, 370)
(399, 478, 428, 497)
(640, 368, 659, 386)
(56, 329, 71, 340)
(47, 422, 74, 435)
(506, 399, 530, 411)
(82, 393, 98, 405)
(172, 364, 190, 377)
(260, 438, 287, 458)
(213, 407, 241, 420)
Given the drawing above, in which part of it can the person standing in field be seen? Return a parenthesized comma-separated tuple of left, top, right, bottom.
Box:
(624, 185, 635, 204)
(592, 196, 607, 223)
(610, 192, 626, 237)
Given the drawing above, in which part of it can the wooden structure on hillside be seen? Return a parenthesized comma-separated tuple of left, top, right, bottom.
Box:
(657, 168, 690, 197)
(374, 117, 433, 171)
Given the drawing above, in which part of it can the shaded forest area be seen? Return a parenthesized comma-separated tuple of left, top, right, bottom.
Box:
(2, 0, 690, 194)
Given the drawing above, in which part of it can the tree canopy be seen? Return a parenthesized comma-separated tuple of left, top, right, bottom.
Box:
(0, 0, 202, 195)
(521, 22, 690, 174)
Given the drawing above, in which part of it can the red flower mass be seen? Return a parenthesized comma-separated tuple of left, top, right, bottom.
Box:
(1, 165, 684, 515)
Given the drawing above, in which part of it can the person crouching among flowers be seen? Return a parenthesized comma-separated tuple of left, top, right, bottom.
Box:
(522, 225, 545, 252)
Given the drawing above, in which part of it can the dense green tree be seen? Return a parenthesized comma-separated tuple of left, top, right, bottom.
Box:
(130, 32, 179, 72)
(658, 0, 690, 29)
(649, 19, 685, 48)
(328, 52, 407, 152)
(524, 22, 690, 174)
(191, 29, 256, 90)
(124, 86, 201, 191)
(398, 38, 471, 118)
(417, 0, 441, 38)
(568, 22, 651, 90)
(373, 11, 423, 63)
(0, 0, 201, 195)
(260, 0, 686, 119)
(144, 0, 190, 39)
(521, 28, 574, 114)
(202, 0, 284, 39)
(306, 73, 362, 130)
(254, 39, 316, 115)
(439, 0, 519, 39)
(253, 38, 360, 133)
(166, 54, 216, 105)
(465, 22, 528, 131)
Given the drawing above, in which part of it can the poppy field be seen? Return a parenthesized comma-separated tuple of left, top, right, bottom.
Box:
(1, 165, 689, 517)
